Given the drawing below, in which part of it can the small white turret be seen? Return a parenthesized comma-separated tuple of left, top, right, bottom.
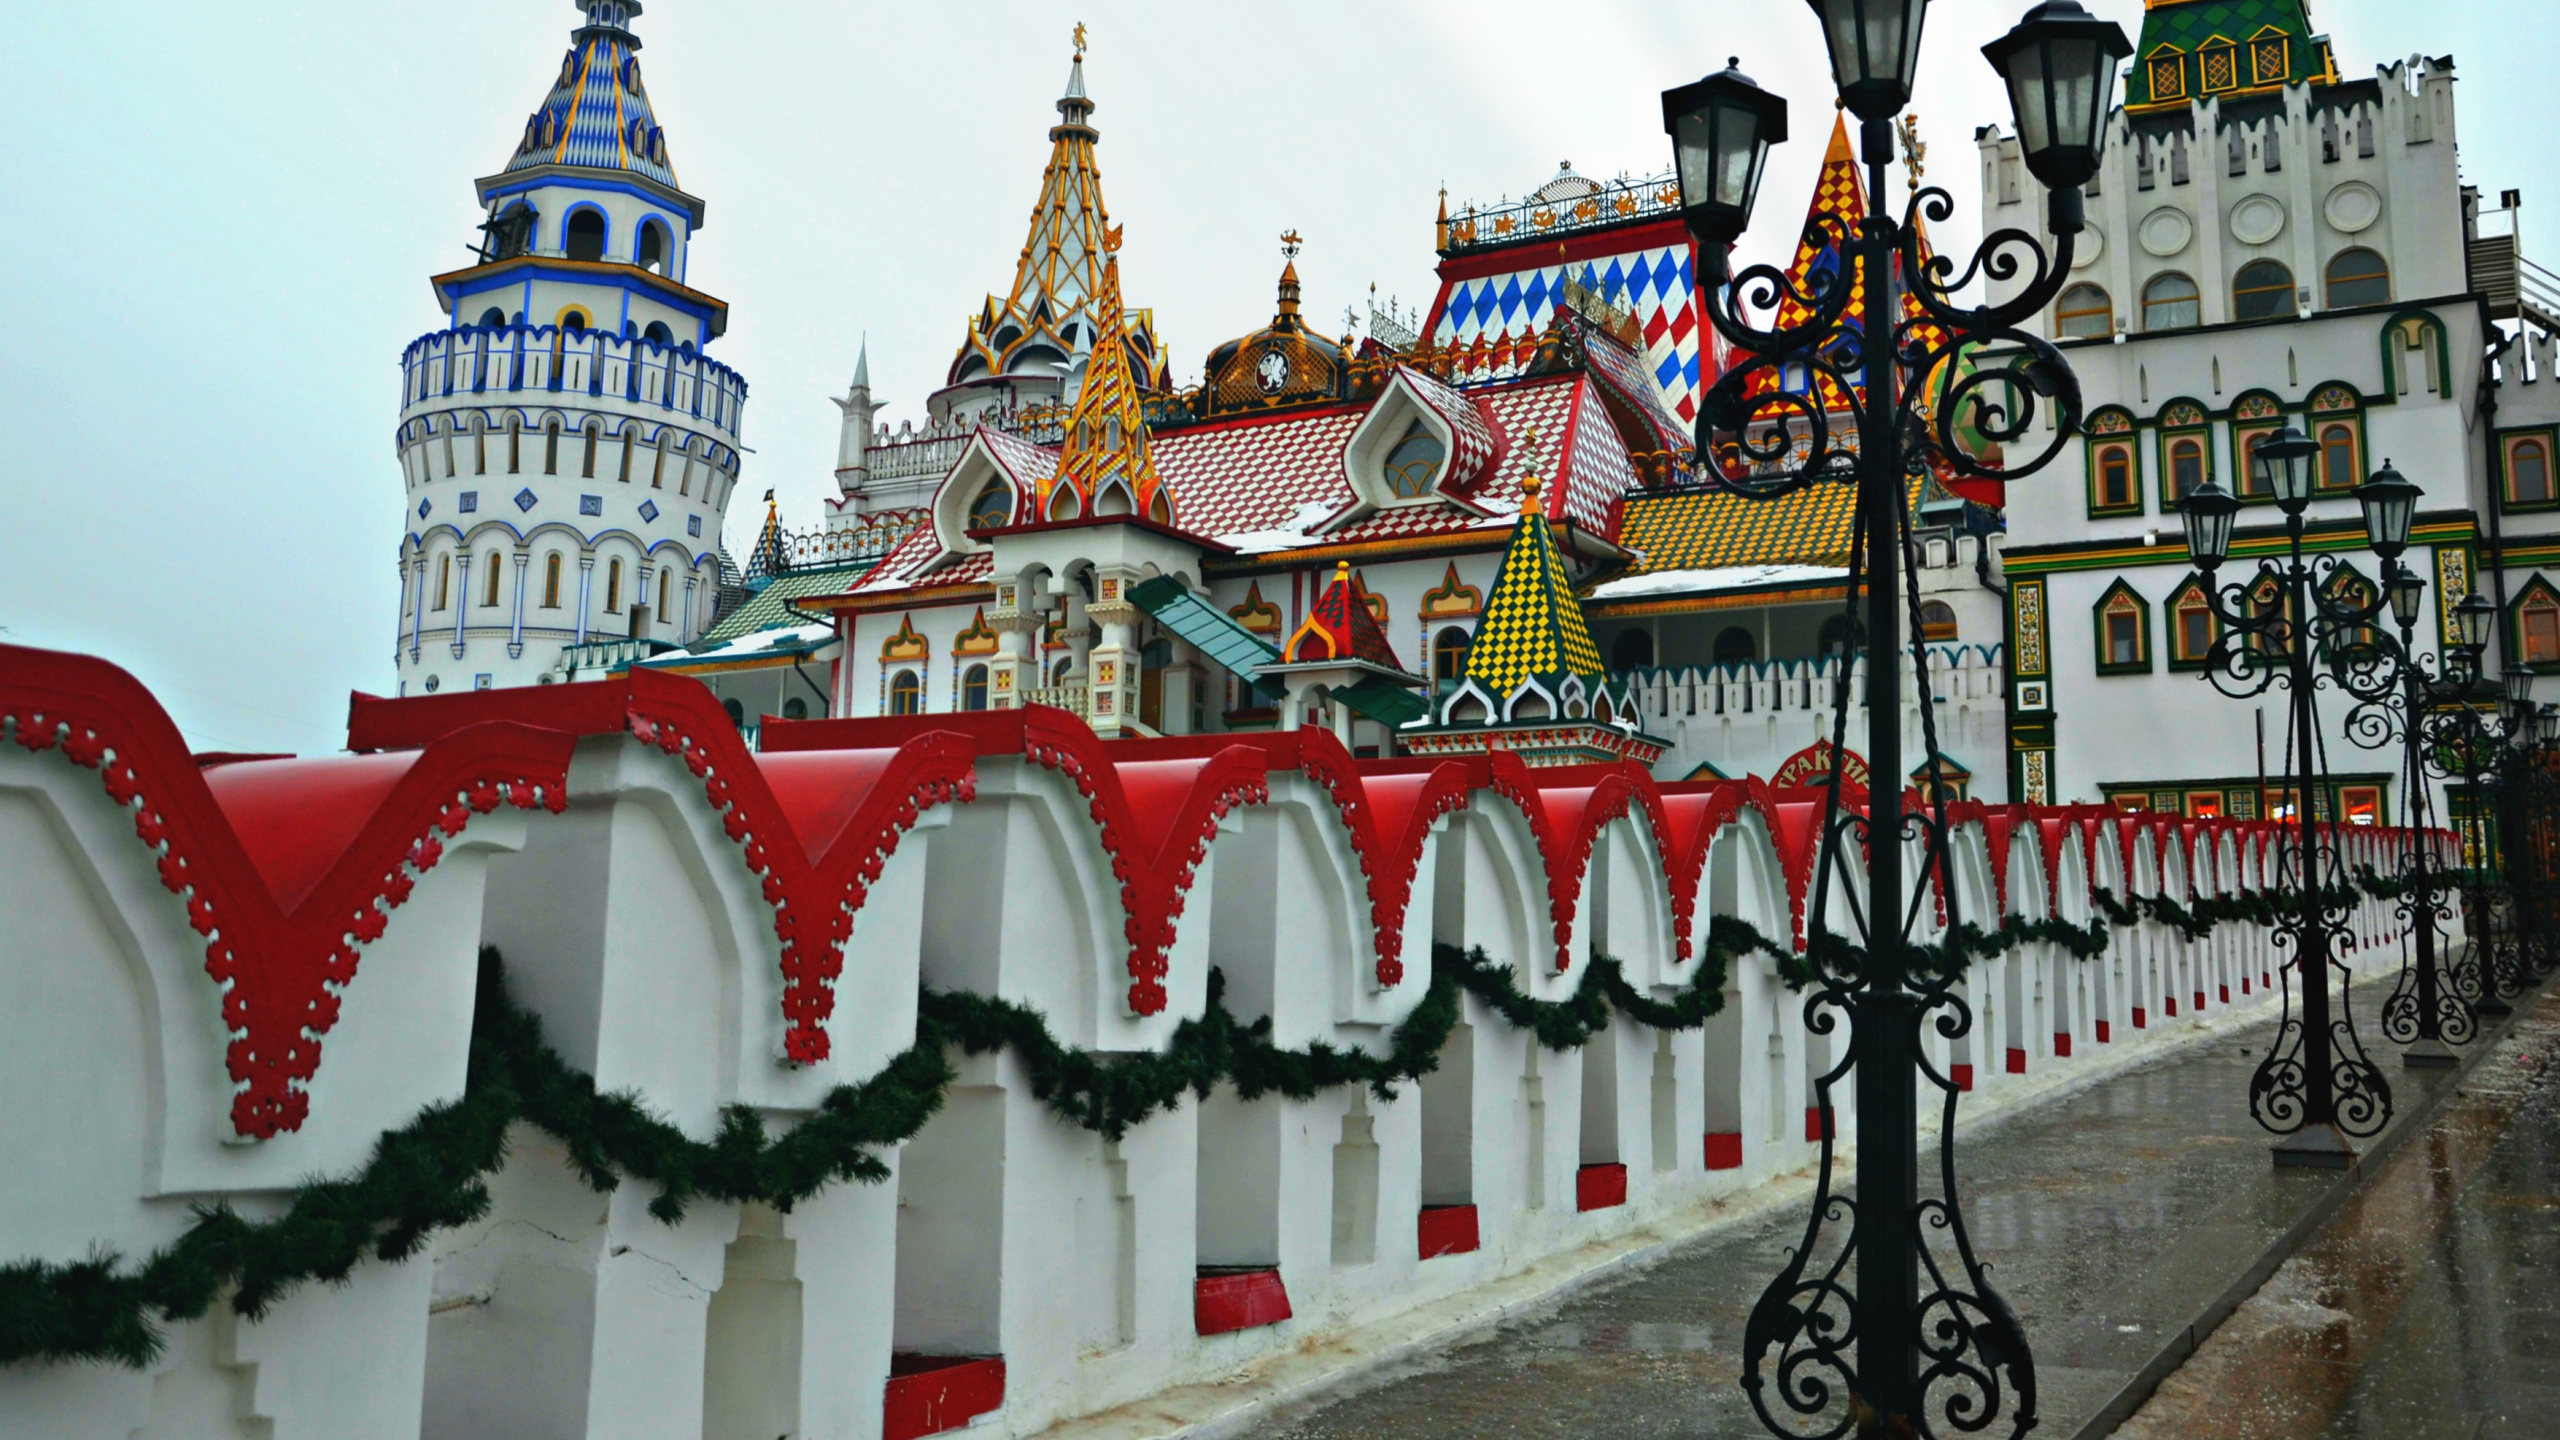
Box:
(834, 339, 883, 498)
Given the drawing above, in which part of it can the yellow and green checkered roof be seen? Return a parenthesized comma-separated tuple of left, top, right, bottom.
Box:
(1466, 501, 1606, 692)
(1618, 473, 1929, 574)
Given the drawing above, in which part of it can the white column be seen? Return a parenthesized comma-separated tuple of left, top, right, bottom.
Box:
(574, 554, 596, 646)
(683, 572, 700, 644)
(408, 551, 427, 663)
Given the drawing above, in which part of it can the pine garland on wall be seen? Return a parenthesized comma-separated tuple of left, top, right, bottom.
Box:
(0, 867, 2411, 1368)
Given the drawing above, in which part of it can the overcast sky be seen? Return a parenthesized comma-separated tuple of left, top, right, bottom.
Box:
(2, 1, 2544, 753)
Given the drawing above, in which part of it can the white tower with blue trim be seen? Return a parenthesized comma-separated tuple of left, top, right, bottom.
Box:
(392, 0, 748, 695)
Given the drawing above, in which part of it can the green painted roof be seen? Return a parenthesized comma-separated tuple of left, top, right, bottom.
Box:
(2126, 0, 2331, 110)
(697, 566, 871, 646)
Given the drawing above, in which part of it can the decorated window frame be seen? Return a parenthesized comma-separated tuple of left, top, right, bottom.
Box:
(2249, 29, 2291, 86)
(2156, 400, 2214, 509)
(2499, 427, 2559, 512)
(2145, 45, 2188, 104)
(2167, 573, 2219, 671)
(2092, 578, 2154, 675)
(2318, 562, 2382, 666)
(879, 614, 931, 716)
(2227, 391, 2286, 503)
(2307, 383, 2367, 494)
(2084, 407, 2142, 516)
(2511, 575, 2560, 669)
(2198, 40, 2241, 94)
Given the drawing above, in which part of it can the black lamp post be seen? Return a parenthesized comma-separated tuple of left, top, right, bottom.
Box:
(2184, 432, 2401, 1165)
(2348, 552, 2477, 1067)
(1665, 3, 2126, 1435)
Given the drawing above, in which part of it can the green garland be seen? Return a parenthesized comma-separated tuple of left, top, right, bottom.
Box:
(0, 862, 2419, 1369)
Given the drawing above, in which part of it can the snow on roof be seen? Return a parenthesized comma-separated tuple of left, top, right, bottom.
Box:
(1586, 563, 1849, 601)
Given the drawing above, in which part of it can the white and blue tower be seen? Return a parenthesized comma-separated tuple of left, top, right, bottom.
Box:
(392, 0, 748, 694)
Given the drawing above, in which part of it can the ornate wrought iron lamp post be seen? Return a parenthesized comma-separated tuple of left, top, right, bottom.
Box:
(2177, 427, 2405, 1165)
(1661, 2, 2127, 1433)
(2352, 542, 2478, 1067)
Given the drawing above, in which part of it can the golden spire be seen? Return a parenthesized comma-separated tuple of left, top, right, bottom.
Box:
(1043, 228, 1168, 523)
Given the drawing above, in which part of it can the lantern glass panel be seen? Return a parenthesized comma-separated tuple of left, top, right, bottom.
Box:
(2181, 478, 2238, 566)
(2454, 594, 2496, 652)
(2386, 567, 2425, 630)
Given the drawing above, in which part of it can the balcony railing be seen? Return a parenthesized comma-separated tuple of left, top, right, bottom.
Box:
(1021, 684, 1090, 717)
(399, 323, 748, 442)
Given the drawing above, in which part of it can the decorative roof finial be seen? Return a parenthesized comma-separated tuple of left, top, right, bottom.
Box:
(1073, 20, 1087, 57)
(1280, 229, 1303, 260)
(1897, 114, 1927, 196)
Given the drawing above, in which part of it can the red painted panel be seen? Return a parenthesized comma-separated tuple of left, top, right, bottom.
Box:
(2241, 977, 2252, 995)
(2164, 997, 2179, 1017)
(1195, 1267, 1292, 1335)
(2133, 1007, 2149, 1029)
(2053, 1032, 2073, 1059)
(1703, 1132, 1744, 1169)
(2096, 1020, 2112, 1043)
(1950, 1063, 1974, 1092)
(1805, 1107, 1833, 1143)
(1418, 1204, 1481, 1258)
(883, 1355, 1004, 1440)
(1575, 1162, 1628, 1211)
(2005, 1047, 2027, 1075)
(2195, 990, 2208, 1011)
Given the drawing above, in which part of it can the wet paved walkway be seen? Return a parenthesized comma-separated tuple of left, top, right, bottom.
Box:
(1259, 974, 2546, 1440)
(2117, 988, 2560, 1440)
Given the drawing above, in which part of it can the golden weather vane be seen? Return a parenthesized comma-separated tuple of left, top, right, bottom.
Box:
(1280, 229, 1303, 259)
(1898, 114, 1927, 195)
(1073, 21, 1087, 57)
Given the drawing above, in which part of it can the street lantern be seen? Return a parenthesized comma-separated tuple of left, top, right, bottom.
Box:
(2539, 704, 2560, 745)
(2504, 668, 2535, 716)
(2355, 460, 2421, 560)
(1805, 0, 1928, 122)
(2386, 563, 2426, 631)
(2454, 592, 2497, 654)
(2260, 424, 2321, 513)
(2181, 477, 2240, 569)
(1980, 0, 2133, 228)
(1662, 60, 1789, 249)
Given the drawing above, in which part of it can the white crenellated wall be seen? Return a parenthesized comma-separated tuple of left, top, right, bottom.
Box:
(0, 654, 2451, 1440)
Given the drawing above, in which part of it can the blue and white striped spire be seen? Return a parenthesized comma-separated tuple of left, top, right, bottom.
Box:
(502, 1, 679, 190)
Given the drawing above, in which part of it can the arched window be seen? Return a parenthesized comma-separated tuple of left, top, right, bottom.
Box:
(2521, 590, 2560, 665)
(782, 697, 809, 721)
(471, 416, 487, 475)
(435, 554, 452, 611)
(616, 427, 634, 483)
(483, 552, 503, 607)
(2239, 428, 2273, 497)
(2507, 437, 2553, 506)
(1919, 601, 1958, 641)
(2171, 584, 2217, 667)
(477, 306, 507, 329)
(1049, 656, 1073, 687)
(2142, 273, 2201, 331)
(1819, 614, 1860, 657)
(1611, 629, 1654, 671)
(2096, 442, 2136, 508)
(560, 309, 589, 335)
(2319, 423, 2359, 491)
(888, 670, 924, 716)
(723, 698, 746, 728)
(650, 434, 669, 489)
(1432, 627, 1471, 689)
(581, 422, 600, 478)
(962, 664, 990, 711)
(2324, 248, 2391, 308)
(1714, 626, 1757, 666)
(636, 220, 668, 275)
(2054, 283, 2113, 339)
(656, 567, 671, 624)
(967, 481, 1012, 532)
(564, 209, 606, 263)
(507, 417, 522, 474)
(2168, 436, 2207, 500)
(543, 419, 561, 475)
(541, 553, 563, 608)
(2095, 585, 2150, 673)
(643, 320, 674, 346)
(604, 558, 622, 613)
(1383, 421, 1447, 498)
(2232, 259, 2297, 320)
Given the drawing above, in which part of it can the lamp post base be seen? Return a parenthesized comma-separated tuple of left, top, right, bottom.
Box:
(2272, 1124, 2356, 1170)
(2475, 997, 2515, 1019)
(2401, 1037, 2458, 1069)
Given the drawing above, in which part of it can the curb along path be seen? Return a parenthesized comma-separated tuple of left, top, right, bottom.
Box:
(1164, 971, 2530, 1440)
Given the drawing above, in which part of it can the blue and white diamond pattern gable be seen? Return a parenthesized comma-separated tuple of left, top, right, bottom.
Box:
(505, 1, 679, 191)
(1430, 244, 1701, 421)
